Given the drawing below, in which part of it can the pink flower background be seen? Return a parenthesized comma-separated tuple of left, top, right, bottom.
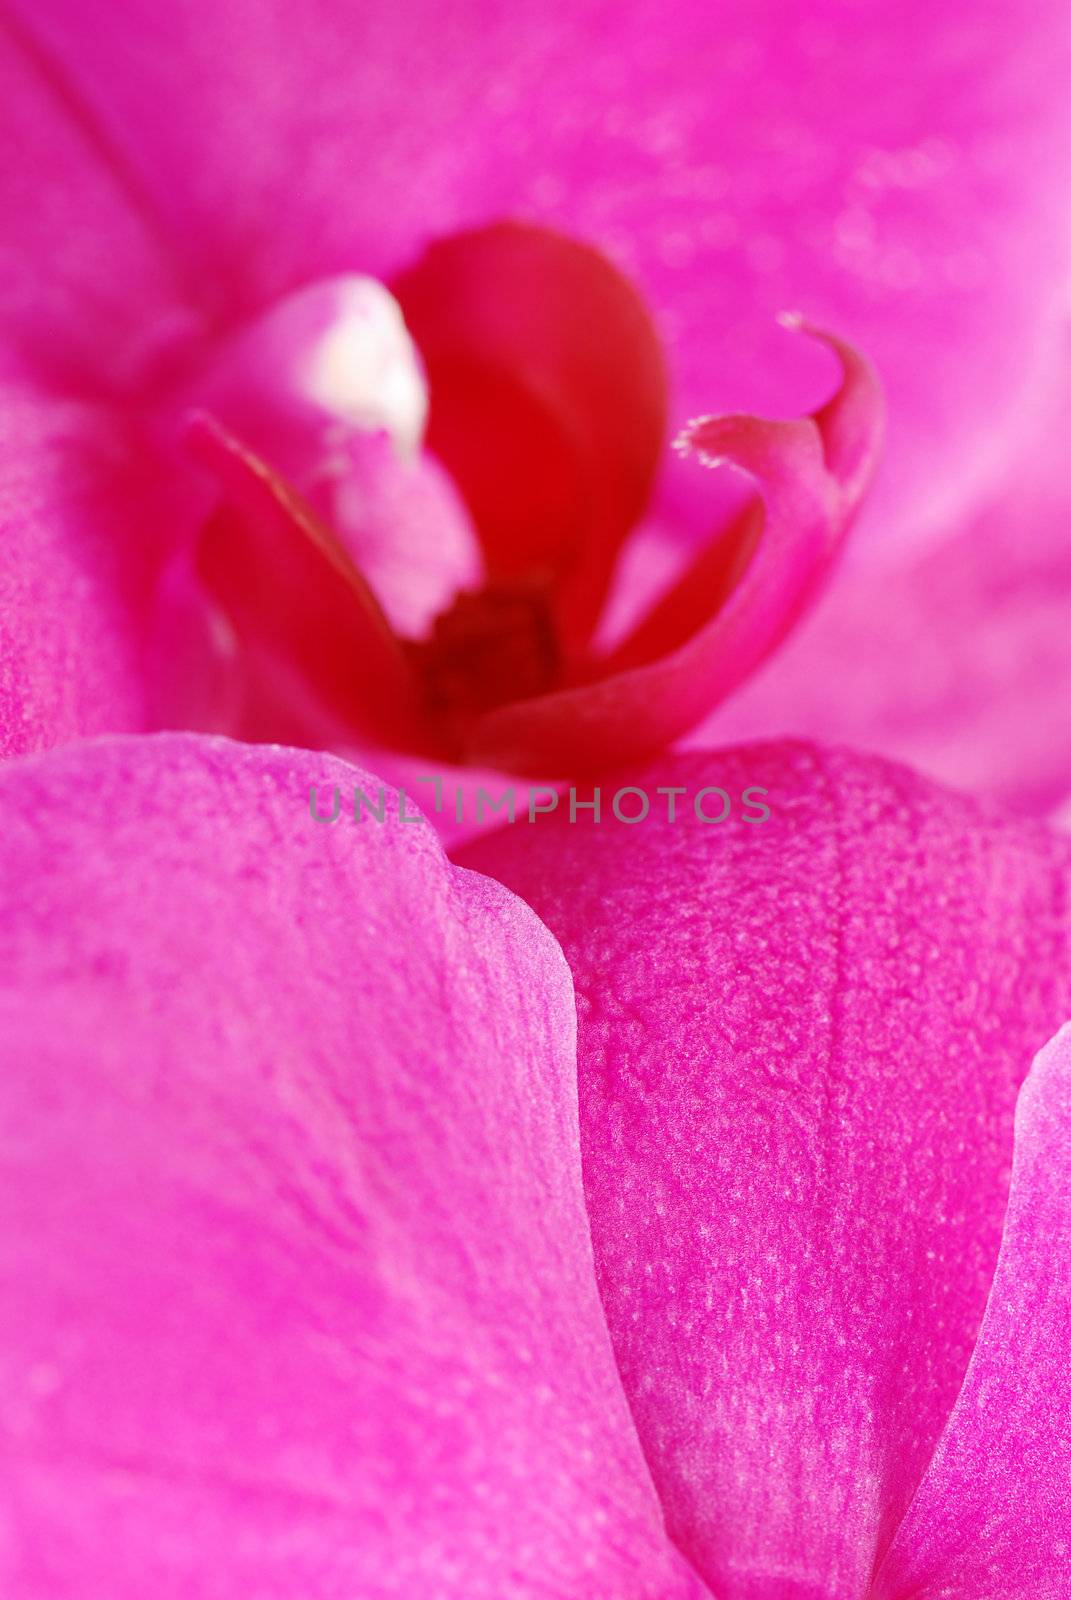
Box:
(2, 1, 1071, 1594)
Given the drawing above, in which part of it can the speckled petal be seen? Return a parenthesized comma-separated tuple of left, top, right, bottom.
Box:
(459, 744, 1071, 1597)
(0, 733, 705, 1600)
(872, 1023, 1071, 1600)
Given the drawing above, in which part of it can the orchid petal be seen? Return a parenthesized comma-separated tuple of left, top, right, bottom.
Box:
(459, 744, 1071, 1597)
(0, 397, 204, 759)
(0, 732, 706, 1598)
(873, 1023, 1071, 1599)
(0, 17, 207, 756)
(392, 222, 666, 645)
(181, 275, 429, 477)
(0, 12, 195, 395)
(308, 429, 483, 642)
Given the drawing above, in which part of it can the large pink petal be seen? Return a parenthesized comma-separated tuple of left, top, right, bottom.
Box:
(872, 1023, 1071, 1599)
(13, 0, 1071, 552)
(0, 12, 196, 395)
(703, 341, 1071, 815)
(459, 744, 1071, 1597)
(0, 733, 705, 1598)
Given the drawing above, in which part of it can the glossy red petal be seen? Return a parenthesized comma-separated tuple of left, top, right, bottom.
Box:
(701, 336, 1071, 815)
(392, 222, 667, 647)
(466, 324, 882, 775)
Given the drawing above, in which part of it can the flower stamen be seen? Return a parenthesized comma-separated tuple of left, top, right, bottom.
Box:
(408, 576, 560, 722)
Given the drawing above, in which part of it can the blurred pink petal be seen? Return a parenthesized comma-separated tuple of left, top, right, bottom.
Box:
(460, 744, 1071, 1596)
(703, 346, 1071, 814)
(14, 0, 1071, 554)
(309, 430, 482, 641)
(0, 398, 203, 760)
(873, 1023, 1071, 1599)
(0, 12, 197, 394)
(0, 17, 207, 757)
(185, 274, 429, 472)
(0, 733, 705, 1598)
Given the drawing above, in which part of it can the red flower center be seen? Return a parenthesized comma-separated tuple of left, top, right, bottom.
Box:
(178, 223, 881, 775)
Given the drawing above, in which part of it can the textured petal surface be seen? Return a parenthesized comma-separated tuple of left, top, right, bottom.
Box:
(13, 0, 1071, 551)
(873, 1023, 1071, 1600)
(701, 343, 1071, 815)
(459, 745, 1071, 1597)
(0, 733, 705, 1599)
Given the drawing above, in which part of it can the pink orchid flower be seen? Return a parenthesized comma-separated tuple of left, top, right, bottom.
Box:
(5, 2, 1071, 1596)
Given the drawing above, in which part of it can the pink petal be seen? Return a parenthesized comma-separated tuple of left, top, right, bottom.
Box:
(0, 397, 204, 759)
(183, 275, 429, 472)
(459, 744, 1071, 1596)
(0, 13, 196, 394)
(13, 0, 1071, 551)
(0, 19, 206, 756)
(700, 340, 1071, 815)
(0, 732, 705, 1598)
(464, 325, 881, 775)
(873, 1023, 1071, 1598)
(175, 273, 485, 642)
